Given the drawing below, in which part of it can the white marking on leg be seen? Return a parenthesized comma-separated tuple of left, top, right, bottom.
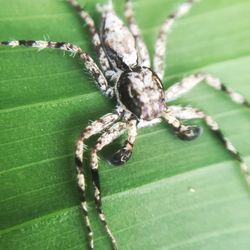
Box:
(205, 116, 219, 130)
(9, 41, 19, 47)
(229, 92, 245, 104)
(225, 139, 238, 154)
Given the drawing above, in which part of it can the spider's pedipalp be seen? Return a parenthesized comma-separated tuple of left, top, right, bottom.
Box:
(177, 125, 202, 141)
(90, 121, 130, 250)
(153, 0, 197, 80)
(0, 40, 114, 98)
(75, 112, 119, 249)
(168, 105, 250, 186)
(162, 110, 201, 140)
(124, 0, 151, 67)
(165, 73, 250, 108)
(108, 119, 137, 166)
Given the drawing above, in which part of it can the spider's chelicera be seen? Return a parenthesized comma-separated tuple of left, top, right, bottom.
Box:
(1, 0, 249, 249)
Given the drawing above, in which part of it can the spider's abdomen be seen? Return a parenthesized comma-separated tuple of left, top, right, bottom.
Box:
(100, 7, 137, 70)
(117, 67, 166, 121)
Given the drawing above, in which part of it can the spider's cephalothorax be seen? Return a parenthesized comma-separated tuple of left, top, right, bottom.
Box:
(116, 66, 166, 120)
(1, 0, 249, 249)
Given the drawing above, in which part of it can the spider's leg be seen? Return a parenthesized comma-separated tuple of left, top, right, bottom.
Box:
(168, 105, 250, 186)
(0, 40, 114, 97)
(67, 0, 115, 79)
(154, 0, 197, 80)
(90, 121, 130, 250)
(165, 73, 250, 108)
(162, 110, 201, 141)
(108, 119, 137, 166)
(124, 0, 151, 67)
(75, 112, 119, 250)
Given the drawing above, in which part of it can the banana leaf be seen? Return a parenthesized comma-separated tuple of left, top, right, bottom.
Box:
(1, 0, 250, 249)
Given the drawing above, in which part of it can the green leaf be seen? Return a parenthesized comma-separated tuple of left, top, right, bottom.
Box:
(1, 0, 250, 249)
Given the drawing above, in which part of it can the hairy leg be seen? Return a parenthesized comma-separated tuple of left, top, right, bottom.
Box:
(168, 105, 250, 186)
(75, 112, 119, 249)
(124, 0, 151, 67)
(154, 0, 197, 80)
(90, 121, 131, 250)
(165, 73, 250, 108)
(0, 40, 114, 97)
(67, 0, 115, 79)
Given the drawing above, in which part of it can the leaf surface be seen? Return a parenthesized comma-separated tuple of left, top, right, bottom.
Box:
(1, 0, 250, 249)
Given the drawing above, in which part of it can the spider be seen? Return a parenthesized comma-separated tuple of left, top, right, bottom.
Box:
(1, 0, 249, 249)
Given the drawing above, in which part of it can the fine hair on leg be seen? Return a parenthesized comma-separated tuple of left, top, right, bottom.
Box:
(67, 0, 114, 79)
(165, 73, 250, 108)
(75, 112, 119, 249)
(90, 121, 131, 250)
(0, 40, 114, 97)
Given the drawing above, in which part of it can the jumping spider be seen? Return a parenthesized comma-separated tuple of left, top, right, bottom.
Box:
(1, 0, 249, 249)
